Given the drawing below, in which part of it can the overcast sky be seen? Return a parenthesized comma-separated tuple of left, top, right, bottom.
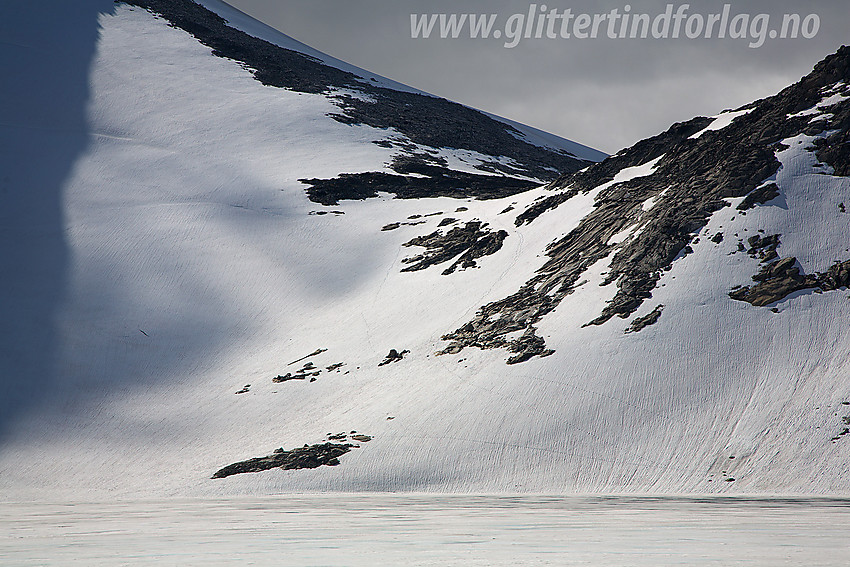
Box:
(224, 0, 847, 154)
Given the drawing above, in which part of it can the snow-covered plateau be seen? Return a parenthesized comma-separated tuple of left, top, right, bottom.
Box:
(1, 0, 849, 500)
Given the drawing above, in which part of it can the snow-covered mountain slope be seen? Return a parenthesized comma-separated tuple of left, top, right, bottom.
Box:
(1, 0, 849, 499)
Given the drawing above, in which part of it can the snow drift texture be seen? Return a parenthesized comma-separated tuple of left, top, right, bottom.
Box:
(1, 0, 849, 499)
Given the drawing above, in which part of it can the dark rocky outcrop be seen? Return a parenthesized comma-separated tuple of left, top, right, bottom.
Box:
(442, 46, 850, 363)
(299, 168, 538, 206)
(817, 258, 850, 290)
(729, 257, 807, 306)
(737, 183, 780, 210)
(401, 221, 508, 275)
(729, 257, 850, 306)
(378, 349, 409, 366)
(212, 442, 353, 478)
(440, 285, 558, 357)
(815, 131, 850, 177)
(746, 233, 781, 263)
(506, 329, 554, 365)
(514, 188, 580, 226)
(625, 305, 664, 334)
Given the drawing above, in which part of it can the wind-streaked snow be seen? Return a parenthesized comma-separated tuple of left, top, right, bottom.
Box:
(1, 2, 849, 501)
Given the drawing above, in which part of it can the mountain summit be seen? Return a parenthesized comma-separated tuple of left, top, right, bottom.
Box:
(1, 0, 849, 498)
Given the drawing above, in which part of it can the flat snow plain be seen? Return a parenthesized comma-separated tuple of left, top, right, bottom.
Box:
(2, 495, 849, 566)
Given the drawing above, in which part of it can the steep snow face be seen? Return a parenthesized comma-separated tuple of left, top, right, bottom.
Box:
(121, 0, 599, 184)
(193, 0, 429, 95)
(1, 0, 849, 501)
(0, 0, 596, 499)
(190, 0, 607, 163)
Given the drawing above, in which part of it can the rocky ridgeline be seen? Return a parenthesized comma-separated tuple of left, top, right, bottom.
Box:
(443, 47, 850, 363)
(125, 0, 592, 207)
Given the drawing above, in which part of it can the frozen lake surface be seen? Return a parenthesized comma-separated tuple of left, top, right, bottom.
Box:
(2, 495, 848, 566)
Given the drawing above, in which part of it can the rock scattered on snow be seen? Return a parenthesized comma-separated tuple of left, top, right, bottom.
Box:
(274, 354, 343, 383)
(378, 349, 409, 366)
(746, 233, 780, 263)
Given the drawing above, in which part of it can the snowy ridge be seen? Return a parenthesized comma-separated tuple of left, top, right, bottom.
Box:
(1, 1, 849, 500)
(193, 0, 604, 161)
(482, 111, 609, 163)
(140, 0, 600, 174)
(194, 0, 427, 95)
